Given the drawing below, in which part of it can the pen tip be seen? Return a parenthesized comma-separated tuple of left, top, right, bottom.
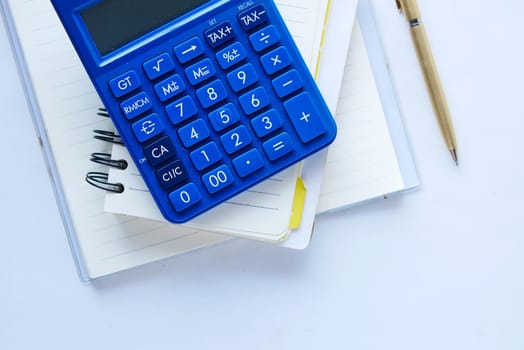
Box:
(450, 149, 459, 166)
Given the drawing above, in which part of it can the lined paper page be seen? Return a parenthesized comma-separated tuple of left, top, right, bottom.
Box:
(317, 22, 404, 213)
(275, 0, 326, 69)
(104, 0, 329, 240)
(7, 0, 229, 279)
(106, 145, 297, 241)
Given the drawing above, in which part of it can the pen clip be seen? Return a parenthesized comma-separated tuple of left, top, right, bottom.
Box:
(396, 0, 403, 11)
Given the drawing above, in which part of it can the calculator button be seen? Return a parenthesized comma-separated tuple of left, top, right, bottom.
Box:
(272, 69, 304, 98)
(156, 160, 188, 190)
(169, 182, 202, 212)
(249, 25, 280, 52)
(196, 80, 228, 109)
(205, 21, 235, 48)
(251, 109, 282, 138)
(165, 95, 198, 125)
(177, 119, 211, 148)
(216, 42, 247, 70)
(208, 103, 240, 132)
(237, 4, 269, 31)
(189, 142, 223, 171)
(109, 70, 140, 98)
(226, 63, 259, 92)
(260, 46, 291, 75)
(154, 74, 186, 102)
(185, 58, 217, 86)
(173, 36, 205, 64)
(220, 125, 252, 154)
(144, 136, 176, 166)
(263, 132, 295, 161)
(202, 165, 234, 194)
(143, 53, 175, 80)
(283, 92, 326, 143)
(132, 113, 164, 143)
(239, 86, 270, 115)
(120, 91, 153, 120)
(232, 148, 265, 178)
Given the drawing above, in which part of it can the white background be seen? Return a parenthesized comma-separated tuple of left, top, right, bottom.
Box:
(2, 0, 524, 348)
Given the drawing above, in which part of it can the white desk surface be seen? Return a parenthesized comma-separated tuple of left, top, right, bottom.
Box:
(2, 0, 524, 348)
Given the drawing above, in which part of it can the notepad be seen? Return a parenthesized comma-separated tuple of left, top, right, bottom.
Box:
(315, 0, 418, 214)
(0, 0, 348, 280)
(318, 20, 405, 212)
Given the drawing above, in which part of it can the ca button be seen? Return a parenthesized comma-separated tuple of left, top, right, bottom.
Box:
(144, 136, 176, 166)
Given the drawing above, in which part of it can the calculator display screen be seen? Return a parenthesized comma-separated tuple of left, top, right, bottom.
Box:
(81, 0, 209, 56)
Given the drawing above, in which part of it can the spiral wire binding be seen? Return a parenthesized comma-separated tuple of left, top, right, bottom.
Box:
(85, 172, 124, 193)
(93, 108, 124, 145)
(85, 107, 126, 193)
(90, 152, 128, 170)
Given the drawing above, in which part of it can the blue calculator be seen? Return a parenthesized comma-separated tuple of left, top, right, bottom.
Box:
(52, 0, 337, 223)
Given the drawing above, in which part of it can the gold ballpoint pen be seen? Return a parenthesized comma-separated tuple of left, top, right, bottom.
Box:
(396, 0, 458, 165)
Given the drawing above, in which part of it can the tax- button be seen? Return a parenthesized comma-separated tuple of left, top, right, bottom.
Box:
(156, 160, 188, 190)
(144, 136, 176, 166)
(283, 92, 326, 143)
(109, 70, 140, 98)
(237, 4, 269, 31)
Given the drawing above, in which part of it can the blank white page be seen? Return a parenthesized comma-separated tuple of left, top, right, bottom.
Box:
(317, 21, 405, 213)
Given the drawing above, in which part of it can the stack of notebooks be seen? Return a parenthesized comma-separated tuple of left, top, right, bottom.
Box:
(1, 0, 418, 281)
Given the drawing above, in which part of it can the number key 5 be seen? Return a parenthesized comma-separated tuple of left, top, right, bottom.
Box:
(208, 103, 240, 132)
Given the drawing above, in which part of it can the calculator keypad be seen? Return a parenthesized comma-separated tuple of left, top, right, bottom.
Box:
(104, 1, 336, 222)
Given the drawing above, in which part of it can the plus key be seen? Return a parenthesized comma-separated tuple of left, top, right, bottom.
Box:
(283, 92, 327, 143)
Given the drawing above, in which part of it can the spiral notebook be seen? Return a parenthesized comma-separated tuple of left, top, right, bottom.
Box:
(1, 0, 355, 280)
